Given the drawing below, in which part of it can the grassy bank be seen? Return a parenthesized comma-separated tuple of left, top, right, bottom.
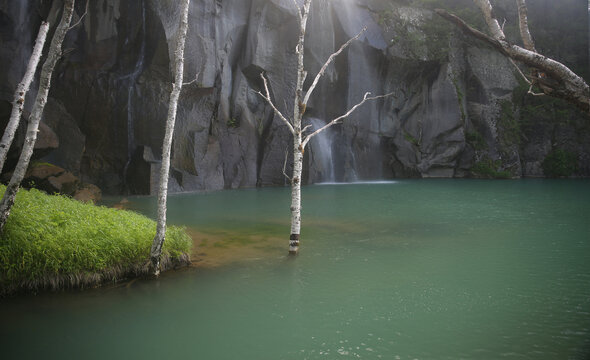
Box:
(0, 186, 192, 296)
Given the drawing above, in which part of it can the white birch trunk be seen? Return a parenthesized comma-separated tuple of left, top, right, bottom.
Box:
(150, 0, 191, 275)
(286, 0, 311, 255)
(256, 0, 392, 254)
(516, 0, 536, 52)
(0, 0, 75, 233)
(289, 133, 303, 254)
(0, 22, 49, 173)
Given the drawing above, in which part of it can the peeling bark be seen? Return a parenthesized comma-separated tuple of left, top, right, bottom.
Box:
(0, 0, 75, 233)
(437, 0, 589, 113)
(150, 0, 191, 276)
(0, 22, 49, 173)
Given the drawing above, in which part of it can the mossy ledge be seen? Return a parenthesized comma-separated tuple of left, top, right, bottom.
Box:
(0, 186, 192, 296)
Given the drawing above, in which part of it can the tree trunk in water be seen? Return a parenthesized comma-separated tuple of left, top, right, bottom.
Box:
(0, 0, 75, 233)
(255, 0, 391, 254)
(150, 0, 191, 275)
(289, 134, 303, 254)
(287, 0, 311, 255)
(0, 22, 49, 173)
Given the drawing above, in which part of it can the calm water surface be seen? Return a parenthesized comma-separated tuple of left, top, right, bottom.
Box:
(1, 179, 589, 359)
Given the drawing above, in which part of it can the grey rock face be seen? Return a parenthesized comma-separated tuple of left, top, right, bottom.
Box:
(0, 0, 587, 195)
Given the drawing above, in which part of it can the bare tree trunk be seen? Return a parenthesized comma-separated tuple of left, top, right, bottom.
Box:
(289, 133, 303, 254)
(0, 0, 75, 233)
(256, 0, 393, 254)
(150, 0, 191, 275)
(0, 22, 49, 173)
(516, 0, 536, 52)
(436, 0, 589, 112)
(287, 0, 311, 255)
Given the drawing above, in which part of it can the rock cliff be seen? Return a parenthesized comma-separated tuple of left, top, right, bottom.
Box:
(0, 0, 588, 194)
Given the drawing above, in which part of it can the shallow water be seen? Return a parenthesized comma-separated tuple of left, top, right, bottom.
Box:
(1, 179, 589, 359)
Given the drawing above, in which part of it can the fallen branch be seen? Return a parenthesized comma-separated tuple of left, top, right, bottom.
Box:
(435, 1, 589, 113)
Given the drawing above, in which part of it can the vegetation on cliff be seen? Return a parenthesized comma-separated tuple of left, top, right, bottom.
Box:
(0, 185, 191, 296)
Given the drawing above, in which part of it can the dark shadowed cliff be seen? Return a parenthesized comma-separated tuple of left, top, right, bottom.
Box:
(1, 0, 588, 195)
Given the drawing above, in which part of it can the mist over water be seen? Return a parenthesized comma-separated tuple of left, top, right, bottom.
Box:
(1, 180, 589, 359)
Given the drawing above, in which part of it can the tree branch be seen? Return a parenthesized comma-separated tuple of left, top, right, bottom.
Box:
(301, 92, 394, 149)
(473, 0, 506, 41)
(256, 73, 295, 134)
(436, 2, 589, 113)
(434, 9, 507, 56)
(291, 0, 302, 22)
(516, 0, 536, 52)
(282, 147, 292, 182)
(68, 0, 89, 30)
(302, 26, 367, 105)
(183, 72, 200, 86)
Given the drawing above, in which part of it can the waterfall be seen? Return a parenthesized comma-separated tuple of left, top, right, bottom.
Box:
(122, 0, 147, 191)
(309, 118, 335, 183)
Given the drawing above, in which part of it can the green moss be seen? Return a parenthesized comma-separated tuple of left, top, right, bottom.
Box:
(498, 100, 520, 146)
(542, 149, 579, 177)
(451, 76, 466, 121)
(378, 6, 451, 61)
(377, 10, 395, 27)
(0, 186, 192, 294)
(466, 131, 486, 150)
(403, 131, 420, 146)
(227, 117, 239, 128)
(471, 157, 512, 179)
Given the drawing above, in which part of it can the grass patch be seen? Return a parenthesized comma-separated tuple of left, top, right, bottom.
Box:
(0, 186, 192, 295)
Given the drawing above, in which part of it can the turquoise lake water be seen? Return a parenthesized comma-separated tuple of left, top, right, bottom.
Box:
(1, 179, 589, 359)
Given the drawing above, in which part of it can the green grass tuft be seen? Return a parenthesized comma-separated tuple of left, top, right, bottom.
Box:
(0, 186, 191, 294)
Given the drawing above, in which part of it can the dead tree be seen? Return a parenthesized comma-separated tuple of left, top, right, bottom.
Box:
(0, 22, 49, 173)
(255, 0, 392, 254)
(0, 0, 76, 233)
(150, 0, 191, 275)
(435, 0, 589, 113)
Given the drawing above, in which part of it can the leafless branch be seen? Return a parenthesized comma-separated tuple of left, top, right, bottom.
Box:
(436, 4, 589, 112)
(516, 0, 536, 52)
(68, 0, 89, 30)
(256, 73, 295, 134)
(291, 0, 302, 22)
(301, 91, 394, 149)
(509, 58, 531, 85)
(434, 9, 507, 56)
(282, 147, 292, 182)
(527, 83, 545, 96)
(183, 72, 200, 86)
(301, 124, 312, 133)
(302, 27, 367, 105)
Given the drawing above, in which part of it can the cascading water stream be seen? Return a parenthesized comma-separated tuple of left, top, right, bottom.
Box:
(309, 118, 335, 183)
(121, 0, 147, 192)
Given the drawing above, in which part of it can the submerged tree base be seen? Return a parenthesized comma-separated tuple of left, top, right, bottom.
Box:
(0, 186, 192, 297)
